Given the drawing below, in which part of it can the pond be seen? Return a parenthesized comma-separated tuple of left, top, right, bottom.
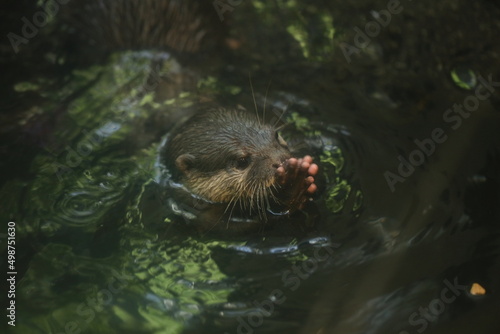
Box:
(1, 1, 500, 334)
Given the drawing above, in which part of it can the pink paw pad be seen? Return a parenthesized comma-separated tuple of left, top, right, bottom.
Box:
(275, 155, 319, 209)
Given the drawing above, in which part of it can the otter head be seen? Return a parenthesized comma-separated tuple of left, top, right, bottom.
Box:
(164, 107, 291, 214)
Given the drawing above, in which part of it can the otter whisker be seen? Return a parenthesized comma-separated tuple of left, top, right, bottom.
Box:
(256, 187, 263, 220)
(264, 185, 270, 210)
(256, 186, 263, 219)
(273, 103, 289, 128)
(225, 195, 242, 229)
(251, 184, 257, 216)
(222, 172, 251, 227)
(263, 189, 271, 220)
(263, 79, 272, 123)
(252, 180, 261, 210)
(224, 175, 247, 220)
(260, 186, 268, 221)
(274, 123, 287, 132)
(203, 204, 231, 237)
(239, 193, 247, 213)
(223, 196, 237, 215)
(248, 72, 260, 126)
(238, 178, 249, 211)
(248, 179, 258, 214)
(268, 186, 280, 204)
(238, 196, 244, 212)
(255, 185, 264, 220)
(226, 203, 235, 229)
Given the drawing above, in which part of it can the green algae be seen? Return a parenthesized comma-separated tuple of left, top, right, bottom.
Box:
(450, 68, 477, 90)
(320, 146, 345, 176)
(287, 111, 313, 132)
(14, 81, 40, 92)
(251, 0, 336, 61)
(197, 75, 242, 96)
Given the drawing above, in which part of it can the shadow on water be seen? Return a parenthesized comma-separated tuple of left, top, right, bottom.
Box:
(1, 1, 500, 334)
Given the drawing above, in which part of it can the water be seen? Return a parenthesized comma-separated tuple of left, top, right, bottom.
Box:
(1, 1, 500, 334)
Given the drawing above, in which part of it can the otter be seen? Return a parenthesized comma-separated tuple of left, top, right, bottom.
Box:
(60, 0, 225, 63)
(159, 106, 318, 227)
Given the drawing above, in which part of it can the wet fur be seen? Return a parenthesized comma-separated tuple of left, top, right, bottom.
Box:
(163, 107, 290, 218)
(61, 0, 224, 54)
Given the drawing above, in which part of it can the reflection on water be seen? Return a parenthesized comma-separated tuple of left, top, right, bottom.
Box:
(1, 1, 500, 334)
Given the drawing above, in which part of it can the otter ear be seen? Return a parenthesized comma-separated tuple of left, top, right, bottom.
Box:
(175, 154, 196, 174)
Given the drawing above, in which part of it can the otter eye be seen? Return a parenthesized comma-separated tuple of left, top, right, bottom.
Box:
(275, 132, 288, 147)
(235, 156, 250, 170)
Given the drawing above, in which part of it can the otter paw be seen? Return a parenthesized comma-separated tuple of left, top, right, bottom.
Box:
(276, 155, 319, 209)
